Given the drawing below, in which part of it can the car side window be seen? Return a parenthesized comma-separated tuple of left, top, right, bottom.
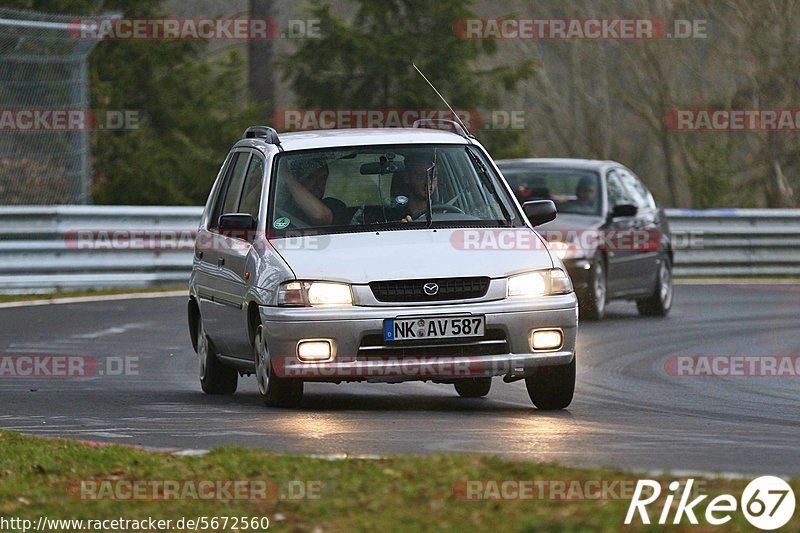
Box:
(238, 155, 265, 220)
(617, 168, 652, 209)
(606, 170, 633, 207)
(210, 152, 251, 229)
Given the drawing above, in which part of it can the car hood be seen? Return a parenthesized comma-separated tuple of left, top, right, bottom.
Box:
(538, 213, 605, 233)
(270, 227, 554, 284)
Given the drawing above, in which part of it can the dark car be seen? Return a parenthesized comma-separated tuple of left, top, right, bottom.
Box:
(496, 158, 673, 320)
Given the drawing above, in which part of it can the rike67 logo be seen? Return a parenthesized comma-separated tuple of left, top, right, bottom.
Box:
(626, 476, 795, 530)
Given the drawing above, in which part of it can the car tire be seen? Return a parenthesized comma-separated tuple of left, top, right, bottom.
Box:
(254, 325, 303, 408)
(524, 356, 576, 410)
(579, 255, 606, 321)
(198, 319, 238, 395)
(454, 378, 492, 398)
(636, 255, 673, 317)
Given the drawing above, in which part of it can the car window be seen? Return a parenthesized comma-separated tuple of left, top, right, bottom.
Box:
(210, 152, 250, 228)
(269, 144, 520, 234)
(221, 153, 250, 215)
(238, 155, 264, 220)
(498, 166, 602, 216)
(606, 170, 634, 207)
(617, 168, 652, 209)
(323, 151, 459, 209)
(324, 153, 394, 206)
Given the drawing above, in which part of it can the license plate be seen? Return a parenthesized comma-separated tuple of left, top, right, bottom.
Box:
(384, 316, 485, 341)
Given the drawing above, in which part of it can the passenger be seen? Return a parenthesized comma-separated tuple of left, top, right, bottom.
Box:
(282, 157, 348, 226)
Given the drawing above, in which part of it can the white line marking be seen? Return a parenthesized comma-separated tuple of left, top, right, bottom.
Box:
(172, 449, 210, 457)
(644, 468, 757, 480)
(0, 290, 187, 309)
(72, 322, 150, 339)
(675, 279, 800, 285)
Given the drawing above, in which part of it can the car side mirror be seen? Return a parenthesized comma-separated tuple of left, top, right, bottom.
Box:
(610, 204, 637, 218)
(218, 213, 256, 239)
(522, 200, 557, 227)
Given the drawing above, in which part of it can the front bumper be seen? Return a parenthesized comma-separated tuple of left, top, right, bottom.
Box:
(259, 294, 578, 383)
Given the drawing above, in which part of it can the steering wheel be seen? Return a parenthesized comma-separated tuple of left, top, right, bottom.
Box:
(412, 203, 465, 220)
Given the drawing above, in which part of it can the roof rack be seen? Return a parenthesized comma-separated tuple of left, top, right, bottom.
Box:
(242, 126, 282, 150)
(411, 118, 470, 138)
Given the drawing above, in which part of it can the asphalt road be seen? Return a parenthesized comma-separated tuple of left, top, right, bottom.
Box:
(1, 284, 797, 475)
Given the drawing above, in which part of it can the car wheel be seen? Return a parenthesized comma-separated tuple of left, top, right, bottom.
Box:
(253, 325, 303, 408)
(198, 319, 237, 395)
(579, 255, 606, 320)
(636, 255, 673, 317)
(454, 378, 492, 398)
(524, 356, 575, 410)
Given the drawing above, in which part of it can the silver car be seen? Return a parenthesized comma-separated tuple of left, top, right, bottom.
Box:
(188, 123, 578, 409)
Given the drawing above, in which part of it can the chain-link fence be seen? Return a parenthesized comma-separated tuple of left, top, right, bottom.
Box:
(0, 7, 117, 205)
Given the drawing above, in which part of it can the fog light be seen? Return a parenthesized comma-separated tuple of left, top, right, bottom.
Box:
(530, 329, 563, 351)
(297, 340, 333, 362)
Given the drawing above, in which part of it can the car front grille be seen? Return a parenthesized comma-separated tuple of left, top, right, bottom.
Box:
(357, 329, 509, 358)
(369, 276, 490, 303)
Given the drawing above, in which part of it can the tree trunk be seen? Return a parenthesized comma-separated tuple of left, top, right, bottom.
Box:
(248, 0, 276, 109)
(660, 125, 679, 207)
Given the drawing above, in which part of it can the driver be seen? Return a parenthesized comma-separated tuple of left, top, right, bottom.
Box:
(564, 176, 598, 214)
(394, 152, 437, 222)
(349, 151, 438, 224)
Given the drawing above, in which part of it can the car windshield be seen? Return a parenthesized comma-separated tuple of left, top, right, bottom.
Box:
(269, 144, 520, 235)
(499, 166, 602, 216)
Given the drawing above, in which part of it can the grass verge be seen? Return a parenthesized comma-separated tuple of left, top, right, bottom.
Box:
(0, 431, 793, 532)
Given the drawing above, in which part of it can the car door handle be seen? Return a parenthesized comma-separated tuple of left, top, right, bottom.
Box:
(217, 257, 225, 267)
(195, 250, 204, 260)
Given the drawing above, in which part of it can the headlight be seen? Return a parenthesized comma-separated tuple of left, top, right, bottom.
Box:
(507, 269, 573, 297)
(547, 241, 572, 260)
(547, 238, 589, 260)
(277, 281, 353, 307)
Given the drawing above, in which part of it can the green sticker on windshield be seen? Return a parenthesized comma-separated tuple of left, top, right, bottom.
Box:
(273, 217, 290, 229)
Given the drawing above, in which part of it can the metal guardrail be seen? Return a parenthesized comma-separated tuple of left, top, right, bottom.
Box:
(0, 206, 797, 292)
(0, 206, 202, 292)
(666, 209, 800, 277)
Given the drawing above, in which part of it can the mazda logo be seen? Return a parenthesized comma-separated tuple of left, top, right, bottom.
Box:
(423, 282, 439, 296)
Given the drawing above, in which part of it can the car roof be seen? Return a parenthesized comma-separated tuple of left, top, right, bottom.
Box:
(495, 158, 619, 171)
(237, 128, 471, 152)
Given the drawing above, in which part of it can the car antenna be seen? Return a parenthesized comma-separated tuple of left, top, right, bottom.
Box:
(412, 63, 472, 137)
